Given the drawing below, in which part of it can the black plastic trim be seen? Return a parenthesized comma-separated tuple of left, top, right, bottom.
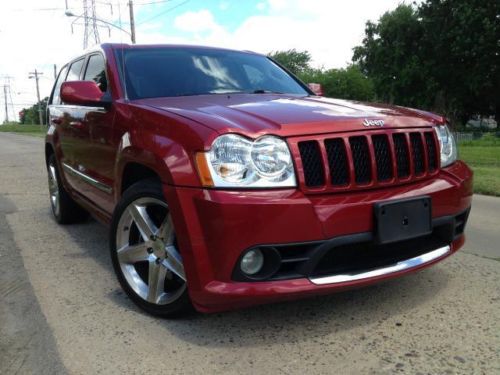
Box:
(231, 207, 471, 282)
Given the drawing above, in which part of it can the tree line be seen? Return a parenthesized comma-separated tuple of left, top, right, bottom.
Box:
(270, 0, 499, 125)
(19, 97, 48, 125)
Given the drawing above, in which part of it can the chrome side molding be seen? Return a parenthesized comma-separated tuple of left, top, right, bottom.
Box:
(62, 163, 113, 194)
(309, 245, 450, 285)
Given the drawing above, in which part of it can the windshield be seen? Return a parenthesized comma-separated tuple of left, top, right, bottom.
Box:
(116, 47, 309, 99)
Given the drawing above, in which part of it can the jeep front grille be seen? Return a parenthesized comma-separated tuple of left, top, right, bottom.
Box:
(294, 129, 439, 193)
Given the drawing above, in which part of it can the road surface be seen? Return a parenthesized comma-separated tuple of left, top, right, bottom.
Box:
(0, 133, 498, 374)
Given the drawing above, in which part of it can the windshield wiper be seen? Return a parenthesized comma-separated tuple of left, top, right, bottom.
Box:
(252, 89, 284, 94)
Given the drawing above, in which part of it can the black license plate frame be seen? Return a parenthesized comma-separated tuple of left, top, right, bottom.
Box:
(374, 196, 432, 245)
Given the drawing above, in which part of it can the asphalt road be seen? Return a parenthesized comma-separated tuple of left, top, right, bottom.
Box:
(0, 132, 498, 375)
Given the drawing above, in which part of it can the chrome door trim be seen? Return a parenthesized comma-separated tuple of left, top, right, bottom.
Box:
(309, 245, 450, 285)
(62, 162, 113, 194)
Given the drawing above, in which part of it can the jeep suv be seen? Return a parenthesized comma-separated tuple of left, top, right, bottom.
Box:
(45, 44, 472, 316)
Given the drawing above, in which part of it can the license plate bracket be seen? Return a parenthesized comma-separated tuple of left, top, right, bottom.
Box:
(374, 196, 432, 245)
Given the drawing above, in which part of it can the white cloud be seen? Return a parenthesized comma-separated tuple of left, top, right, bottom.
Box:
(256, 2, 267, 11)
(170, 0, 417, 70)
(0, 0, 133, 121)
(0, 0, 420, 122)
(173, 9, 221, 33)
(268, 0, 288, 11)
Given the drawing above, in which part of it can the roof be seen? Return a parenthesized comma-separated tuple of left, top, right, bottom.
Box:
(101, 43, 261, 56)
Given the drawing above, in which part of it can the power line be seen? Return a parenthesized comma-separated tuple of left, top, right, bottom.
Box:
(9, 0, 173, 11)
(133, 0, 173, 5)
(136, 0, 189, 25)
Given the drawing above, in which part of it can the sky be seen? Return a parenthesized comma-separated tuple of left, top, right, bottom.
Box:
(0, 0, 414, 122)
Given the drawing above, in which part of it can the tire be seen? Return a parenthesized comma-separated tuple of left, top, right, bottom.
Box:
(109, 179, 192, 317)
(47, 154, 88, 224)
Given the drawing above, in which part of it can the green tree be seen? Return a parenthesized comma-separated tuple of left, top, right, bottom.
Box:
(353, 0, 500, 123)
(301, 65, 375, 101)
(20, 97, 48, 125)
(268, 49, 375, 101)
(268, 49, 312, 76)
(353, 5, 431, 108)
(419, 0, 500, 122)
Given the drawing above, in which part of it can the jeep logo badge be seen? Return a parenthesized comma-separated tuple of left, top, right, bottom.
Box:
(363, 119, 385, 127)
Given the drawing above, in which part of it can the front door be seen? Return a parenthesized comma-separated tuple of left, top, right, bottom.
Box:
(71, 53, 117, 214)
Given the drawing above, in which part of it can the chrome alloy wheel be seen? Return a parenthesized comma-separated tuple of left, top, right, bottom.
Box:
(48, 161, 60, 217)
(115, 197, 186, 305)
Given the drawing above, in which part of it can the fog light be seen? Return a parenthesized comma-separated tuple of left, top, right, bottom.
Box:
(240, 249, 264, 275)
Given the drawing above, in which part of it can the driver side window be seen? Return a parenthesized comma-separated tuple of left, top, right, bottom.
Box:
(51, 65, 68, 105)
(83, 54, 108, 92)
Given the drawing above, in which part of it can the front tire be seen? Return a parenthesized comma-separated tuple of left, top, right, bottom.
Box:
(109, 179, 191, 317)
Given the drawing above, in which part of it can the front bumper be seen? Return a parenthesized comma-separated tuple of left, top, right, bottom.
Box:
(164, 161, 473, 313)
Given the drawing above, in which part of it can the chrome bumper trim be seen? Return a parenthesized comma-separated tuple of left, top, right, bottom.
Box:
(309, 245, 450, 285)
(62, 163, 113, 194)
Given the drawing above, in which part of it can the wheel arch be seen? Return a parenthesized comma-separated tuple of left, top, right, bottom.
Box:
(119, 162, 162, 196)
(45, 142, 55, 166)
(114, 131, 203, 202)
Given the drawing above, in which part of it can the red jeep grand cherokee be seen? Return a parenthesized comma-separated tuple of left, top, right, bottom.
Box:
(45, 44, 472, 316)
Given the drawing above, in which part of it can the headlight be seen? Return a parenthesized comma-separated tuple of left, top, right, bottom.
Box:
(434, 125, 457, 168)
(196, 134, 296, 188)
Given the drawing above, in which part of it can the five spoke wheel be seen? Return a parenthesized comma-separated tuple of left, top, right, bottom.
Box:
(115, 197, 186, 306)
(48, 161, 60, 217)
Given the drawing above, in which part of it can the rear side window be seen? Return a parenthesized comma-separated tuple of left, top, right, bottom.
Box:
(66, 58, 85, 81)
(84, 54, 108, 92)
(51, 65, 68, 105)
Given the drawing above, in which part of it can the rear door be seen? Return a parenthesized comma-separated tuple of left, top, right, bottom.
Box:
(62, 57, 88, 180)
(48, 59, 86, 190)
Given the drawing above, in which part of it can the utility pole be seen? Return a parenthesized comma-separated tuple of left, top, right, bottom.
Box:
(53, 64, 57, 80)
(29, 69, 44, 126)
(128, 0, 136, 44)
(2, 85, 8, 124)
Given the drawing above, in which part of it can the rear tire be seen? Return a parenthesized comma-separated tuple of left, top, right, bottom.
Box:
(109, 179, 192, 318)
(47, 154, 88, 224)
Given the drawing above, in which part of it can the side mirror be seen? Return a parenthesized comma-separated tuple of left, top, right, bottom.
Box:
(307, 83, 324, 96)
(60, 81, 109, 107)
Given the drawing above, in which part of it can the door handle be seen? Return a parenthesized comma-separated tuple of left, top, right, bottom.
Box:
(69, 121, 85, 130)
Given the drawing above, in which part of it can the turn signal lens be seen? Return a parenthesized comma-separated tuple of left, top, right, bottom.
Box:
(195, 152, 214, 187)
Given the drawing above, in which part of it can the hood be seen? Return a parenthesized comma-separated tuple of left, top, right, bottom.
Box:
(136, 94, 444, 137)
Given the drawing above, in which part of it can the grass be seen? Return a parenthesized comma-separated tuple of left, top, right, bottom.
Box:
(0, 123, 47, 138)
(1, 123, 498, 196)
(458, 134, 500, 196)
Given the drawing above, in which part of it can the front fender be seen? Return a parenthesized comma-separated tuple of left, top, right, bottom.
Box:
(114, 104, 217, 200)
